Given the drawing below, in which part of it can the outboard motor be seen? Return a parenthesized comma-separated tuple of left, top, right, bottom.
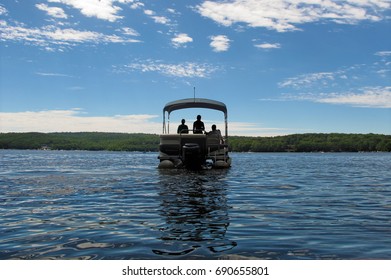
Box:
(182, 143, 202, 169)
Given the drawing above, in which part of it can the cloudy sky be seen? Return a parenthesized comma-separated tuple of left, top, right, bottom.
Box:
(1, 0, 390, 136)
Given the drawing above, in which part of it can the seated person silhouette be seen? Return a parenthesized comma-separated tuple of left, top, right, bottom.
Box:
(207, 124, 224, 144)
(177, 119, 189, 134)
(193, 115, 205, 134)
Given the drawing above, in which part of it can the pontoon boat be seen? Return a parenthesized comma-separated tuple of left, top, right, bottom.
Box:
(158, 98, 232, 169)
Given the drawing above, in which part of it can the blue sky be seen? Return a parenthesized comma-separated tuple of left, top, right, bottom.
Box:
(1, 0, 390, 136)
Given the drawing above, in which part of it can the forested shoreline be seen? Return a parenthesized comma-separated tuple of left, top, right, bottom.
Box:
(1, 132, 390, 152)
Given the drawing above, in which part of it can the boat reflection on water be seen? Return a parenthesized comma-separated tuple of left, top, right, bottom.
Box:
(154, 169, 237, 258)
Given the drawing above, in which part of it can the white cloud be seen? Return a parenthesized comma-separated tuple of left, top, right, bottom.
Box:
(35, 72, 73, 77)
(124, 60, 220, 78)
(47, 28, 100, 42)
(130, 1, 144, 10)
(0, 5, 7, 16)
(36, 3, 68, 19)
(151, 15, 170, 25)
(120, 27, 140, 36)
(0, 22, 141, 49)
(143, 9, 155, 16)
(47, 0, 134, 22)
(143, 9, 170, 25)
(0, 109, 161, 133)
(290, 86, 391, 108)
(375, 51, 391, 57)
(280, 52, 391, 90)
(171, 33, 193, 48)
(275, 52, 391, 109)
(317, 87, 391, 108)
(210, 35, 230, 52)
(0, 109, 287, 136)
(228, 122, 290, 136)
(197, 0, 391, 32)
(255, 43, 281, 49)
(279, 72, 337, 89)
(167, 8, 178, 15)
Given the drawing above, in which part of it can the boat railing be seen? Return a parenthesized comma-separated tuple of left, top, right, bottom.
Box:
(159, 133, 228, 153)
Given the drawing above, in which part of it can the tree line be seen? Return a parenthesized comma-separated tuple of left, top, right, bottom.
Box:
(229, 133, 391, 152)
(0, 132, 160, 152)
(0, 132, 390, 152)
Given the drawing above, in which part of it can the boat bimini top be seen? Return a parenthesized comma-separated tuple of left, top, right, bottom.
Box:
(162, 98, 228, 138)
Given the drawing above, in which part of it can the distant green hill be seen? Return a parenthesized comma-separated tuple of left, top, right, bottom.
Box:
(0, 132, 160, 152)
(229, 133, 391, 152)
(0, 132, 390, 152)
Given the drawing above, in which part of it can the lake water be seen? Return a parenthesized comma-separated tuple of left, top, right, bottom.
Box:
(1, 150, 391, 260)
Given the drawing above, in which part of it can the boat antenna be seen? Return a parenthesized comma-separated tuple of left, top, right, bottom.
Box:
(193, 86, 196, 102)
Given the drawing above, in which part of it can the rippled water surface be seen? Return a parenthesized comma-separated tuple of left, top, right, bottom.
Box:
(1, 150, 391, 259)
